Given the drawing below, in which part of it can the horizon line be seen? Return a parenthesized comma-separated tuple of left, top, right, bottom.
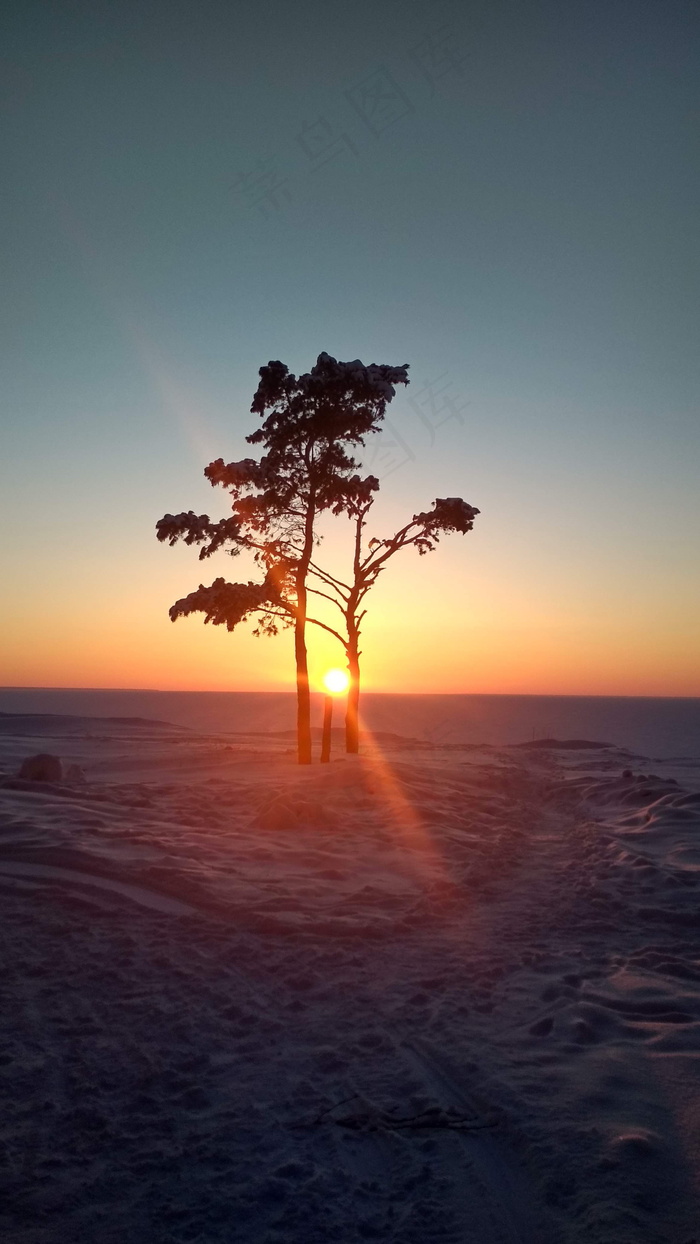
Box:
(1, 686, 699, 701)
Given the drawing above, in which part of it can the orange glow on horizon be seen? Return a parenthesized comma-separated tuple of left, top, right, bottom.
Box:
(2, 544, 698, 697)
(2, 620, 698, 698)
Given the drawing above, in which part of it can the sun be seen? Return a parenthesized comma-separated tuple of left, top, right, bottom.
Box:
(323, 668, 349, 694)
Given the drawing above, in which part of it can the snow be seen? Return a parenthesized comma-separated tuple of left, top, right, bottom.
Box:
(2, 715, 700, 1242)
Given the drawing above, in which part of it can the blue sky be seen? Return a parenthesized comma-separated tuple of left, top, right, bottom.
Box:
(1, 0, 698, 693)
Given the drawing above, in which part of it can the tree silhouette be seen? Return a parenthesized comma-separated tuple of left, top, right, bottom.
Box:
(304, 489, 480, 752)
(156, 353, 408, 764)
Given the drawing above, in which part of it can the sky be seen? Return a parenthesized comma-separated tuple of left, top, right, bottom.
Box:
(1, 0, 698, 696)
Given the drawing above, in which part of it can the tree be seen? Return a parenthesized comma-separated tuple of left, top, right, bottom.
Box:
(303, 489, 480, 753)
(156, 353, 408, 764)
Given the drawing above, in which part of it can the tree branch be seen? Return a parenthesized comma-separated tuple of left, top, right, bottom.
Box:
(306, 616, 348, 646)
(307, 559, 351, 595)
(306, 587, 347, 614)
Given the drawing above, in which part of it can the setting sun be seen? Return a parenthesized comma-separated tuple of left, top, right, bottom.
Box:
(323, 668, 349, 694)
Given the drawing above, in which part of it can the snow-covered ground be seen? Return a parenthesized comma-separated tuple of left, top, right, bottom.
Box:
(1, 714, 700, 1243)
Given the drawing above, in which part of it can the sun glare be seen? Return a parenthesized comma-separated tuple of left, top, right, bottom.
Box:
(323, 668, 349, 694)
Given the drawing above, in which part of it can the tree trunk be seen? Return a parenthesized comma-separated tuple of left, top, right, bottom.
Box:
(345, 638, 360, 754)
(294, 613, 312, 764)
(345, 513, 364, 755)
(294, 498, 316, 765)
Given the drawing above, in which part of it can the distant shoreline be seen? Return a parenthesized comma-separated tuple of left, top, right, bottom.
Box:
(1, 687, 698, 701)
(1, 688, 699, 759)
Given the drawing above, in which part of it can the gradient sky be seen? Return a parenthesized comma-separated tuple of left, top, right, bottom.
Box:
(1, 0, 698, 695)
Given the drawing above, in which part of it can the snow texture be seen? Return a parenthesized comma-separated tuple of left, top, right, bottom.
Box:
(2, 714, 700, 1243)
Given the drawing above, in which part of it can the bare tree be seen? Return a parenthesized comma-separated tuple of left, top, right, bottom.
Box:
(303, 489, 480, 752)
